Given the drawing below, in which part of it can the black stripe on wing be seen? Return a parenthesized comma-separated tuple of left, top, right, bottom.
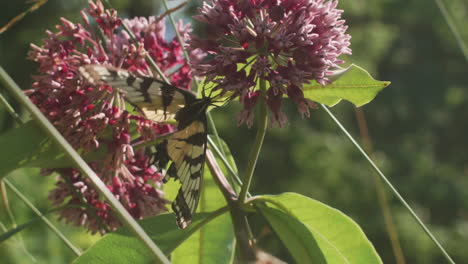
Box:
(161, 117, 208, 229)
(79, 65, 197, 123)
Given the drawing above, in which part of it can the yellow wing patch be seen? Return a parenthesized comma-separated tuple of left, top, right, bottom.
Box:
(79, 64, 194, 123)
(165, 120, 207, 228)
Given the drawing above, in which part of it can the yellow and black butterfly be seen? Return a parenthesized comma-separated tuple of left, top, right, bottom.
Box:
(80, 65, 214, 228)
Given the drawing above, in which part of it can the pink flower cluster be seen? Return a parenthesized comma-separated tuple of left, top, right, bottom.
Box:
(26, 0, 352, 233)
(27, 1, 196, 234)
(189, 0, 352, 127)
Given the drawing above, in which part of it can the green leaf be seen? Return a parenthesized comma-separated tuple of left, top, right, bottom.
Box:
(258, 206, 327, 263)
(0, 120, 110, 177)
(0, 206, 61, 242)
(215, 136, 238, 175)
(74, 211, 227, 264)
(0, 218, 39, 242)
(252, 192, 382, 264)
(172, 137, 235, 264)
(0, 121, 68, 177)
(302, 64, 390, 107)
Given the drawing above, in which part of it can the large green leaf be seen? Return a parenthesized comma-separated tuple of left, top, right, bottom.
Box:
(252, 193, 382, 264)
(171, 137, 235, 264)
(302, 64, 390, 107)
(73, 211, 226, 264)
(259, 206, 327, 263)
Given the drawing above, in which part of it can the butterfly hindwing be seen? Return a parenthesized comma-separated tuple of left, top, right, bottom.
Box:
(79, 64, 210, 229)
(163, 117, 208, 228)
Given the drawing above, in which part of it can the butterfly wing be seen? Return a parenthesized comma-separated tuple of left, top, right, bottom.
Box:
(79, 65, 196, 122)
(80, 64, 209, 229)
(163, 117, 207, 228)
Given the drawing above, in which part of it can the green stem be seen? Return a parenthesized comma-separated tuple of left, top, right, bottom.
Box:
(229, 203, 256, 262)
(206, 149, 256, 262)
(355, 108, 406, 264)
(161, 0, 194, 86)
(207, 136, 237, 180)
(238, 79, 268, 204)
(321, 104, 455, 264)
(0, 93, 22, 124)
(0, 180, 38, 262)
(1, 181, 17, 227)
(207, 136, 253, 197)
(0, 66, 169, 264)
(167, 206, 229, 253)
(3, 179, 82, 256)
(205, 149, 237, 199)
(119, 22, 169, 83)
(104, 1, 169, 85)
(434, 0, 468, 62)
(0, 220, 38, 263)
(207, 114, 226, 157)
(0, 87, 82, 256)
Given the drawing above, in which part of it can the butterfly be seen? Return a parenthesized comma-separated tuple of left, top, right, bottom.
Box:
(79, 65, 215, 228)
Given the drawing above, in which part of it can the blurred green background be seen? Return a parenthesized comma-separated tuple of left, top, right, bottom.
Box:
(1, 0, 467, 263)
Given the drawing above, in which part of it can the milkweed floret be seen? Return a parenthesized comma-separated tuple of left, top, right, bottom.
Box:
(189, 0, 351, 127)
(27, 1, 199, 234)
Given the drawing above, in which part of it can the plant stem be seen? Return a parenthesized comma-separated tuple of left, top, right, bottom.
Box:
(3, 178, 82, 256)
(119, 22, 169, 84)
(0, 93, 22, 124)
(0, 89, 82, 257)
(161, 0, 193, 85)
(0, 180, 38, 262)
(321, 104, 455, 264)
(207, 113, 226, 157)
(238, 79, 268, 204)
(355, 108, 406, 264)
(434, 0, 468, 62)
(207, 136, 253, 197)
(229, 204, 256, 262)
(0, 66, 169, 264)
(206, 149, 256, 262)
(167, 206, 229, 253)
(206, 149, 237, 199)
(1, 181, 17, 227)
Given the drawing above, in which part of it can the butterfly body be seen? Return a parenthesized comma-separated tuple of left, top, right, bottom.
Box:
(80, 65, 211, 228)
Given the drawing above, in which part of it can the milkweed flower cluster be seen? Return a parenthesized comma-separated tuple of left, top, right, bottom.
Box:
(27, 1, 200, 234)
(189, 0, 352, 127)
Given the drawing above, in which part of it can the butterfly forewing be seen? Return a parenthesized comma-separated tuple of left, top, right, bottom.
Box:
(79, 65, 194, 122)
